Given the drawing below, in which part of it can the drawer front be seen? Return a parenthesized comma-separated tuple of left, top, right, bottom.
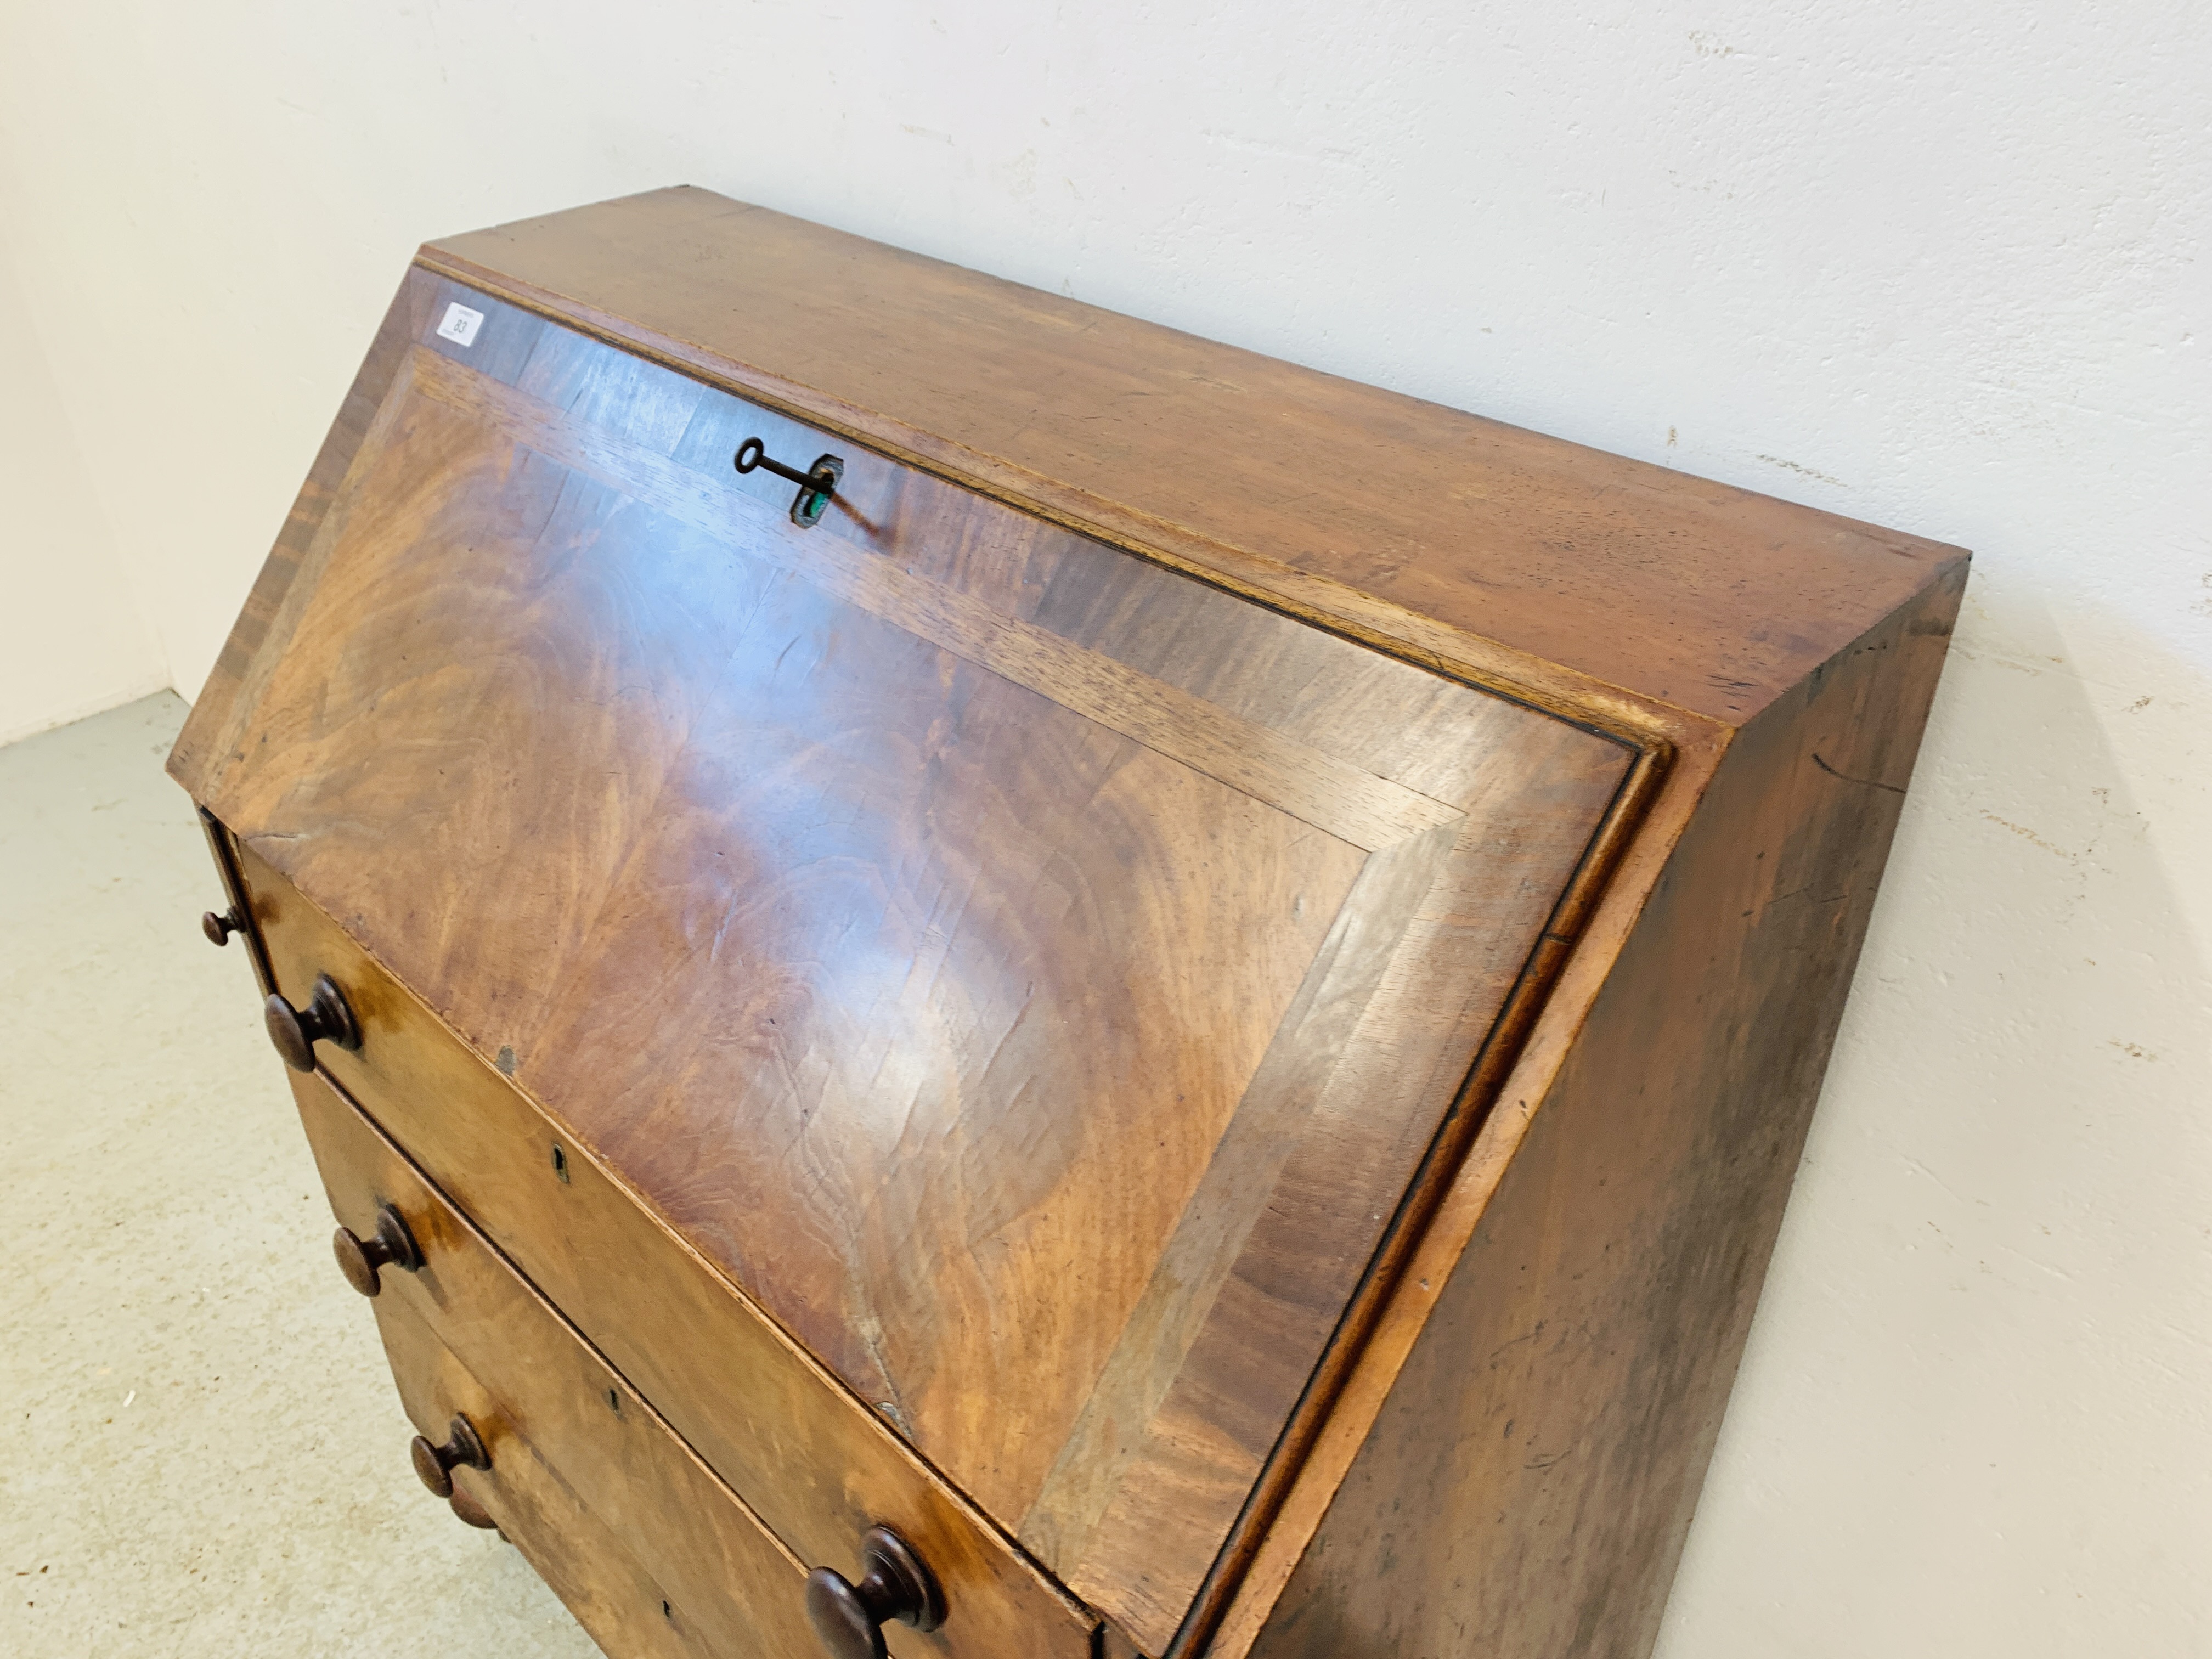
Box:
(381, 1308, 719, 1659)
(294, 1062, 953, 1659)
(248, 844, 1094, 1659)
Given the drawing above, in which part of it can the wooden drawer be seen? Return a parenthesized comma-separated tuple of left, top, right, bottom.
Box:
(294, 1060, 984, 1659)
(378, 1307, 722, 1659)
(246, 843, 1094, 1659)
(296, 1060, 809, 1656)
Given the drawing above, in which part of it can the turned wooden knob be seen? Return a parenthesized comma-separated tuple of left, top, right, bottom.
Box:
(264, 973, 360, 1071)
(331, 1201, 422, 1297)
(201, 907, 243, 946)
(804, 1526, 945, 1659)
(448, 1483, 501, 1532)
(410, 1414, 490, 1499)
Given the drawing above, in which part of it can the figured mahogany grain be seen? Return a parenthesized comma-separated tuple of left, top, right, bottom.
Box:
(252, 849, 1094, 1659)
(168, 277, 430, 790)
(291, 1064, 899, 1659)
(186, 282, 1631, 1652)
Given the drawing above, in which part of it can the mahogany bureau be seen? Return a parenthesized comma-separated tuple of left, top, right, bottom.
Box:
(171, 187, 1965, 1659)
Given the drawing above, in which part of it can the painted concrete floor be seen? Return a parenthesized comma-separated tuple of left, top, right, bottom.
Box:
(0, 695, 600, 1657)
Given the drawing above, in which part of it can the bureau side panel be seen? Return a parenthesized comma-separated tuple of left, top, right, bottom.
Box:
(1243, 563, 1965, 1659)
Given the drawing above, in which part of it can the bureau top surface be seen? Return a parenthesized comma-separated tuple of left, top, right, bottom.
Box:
(420, 186, 1965, 729)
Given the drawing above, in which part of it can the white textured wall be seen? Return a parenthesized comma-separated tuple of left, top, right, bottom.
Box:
(3, 3, 2205, 1652)
(0, 229, 164, 744)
